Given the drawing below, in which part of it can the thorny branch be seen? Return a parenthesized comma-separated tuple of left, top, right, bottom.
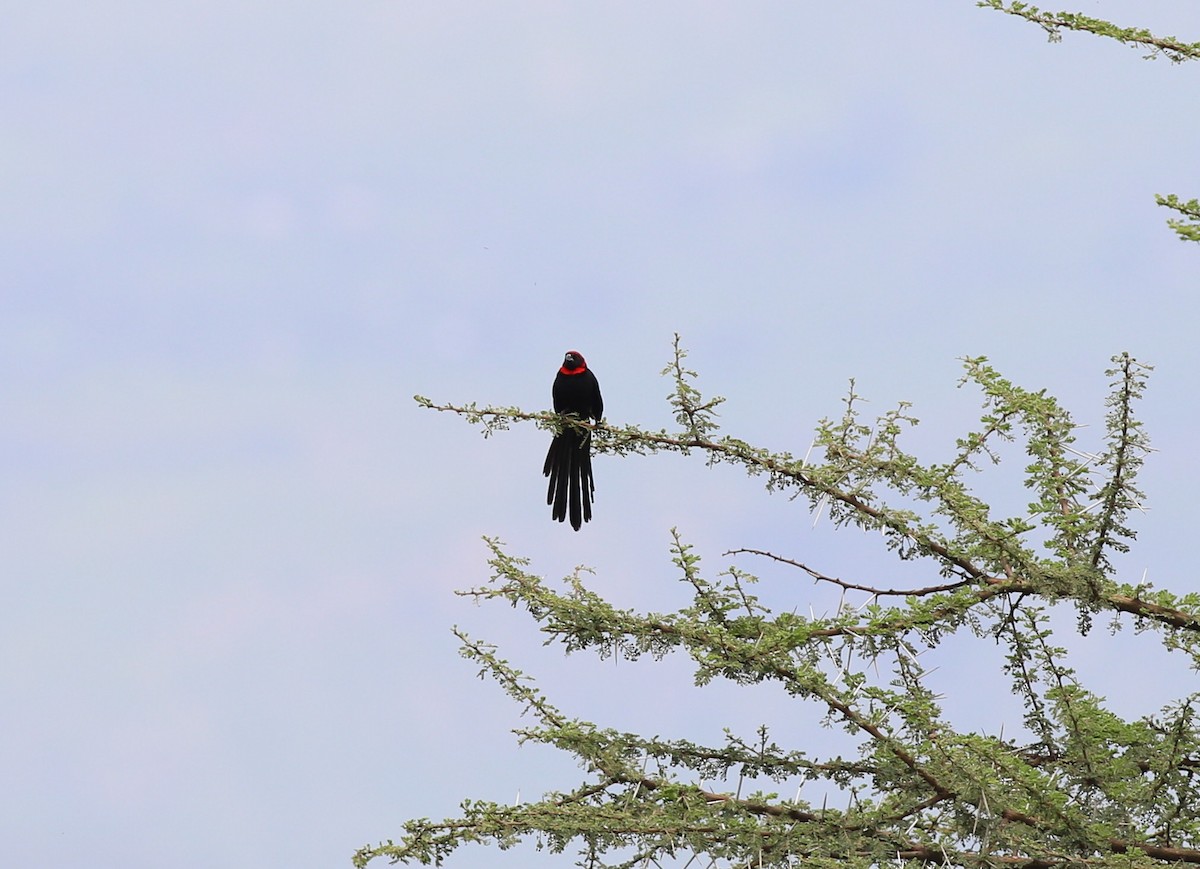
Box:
(724, 548, 977, 597)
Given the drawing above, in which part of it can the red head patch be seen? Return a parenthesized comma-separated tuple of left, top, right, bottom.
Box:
(560, 350, 588, 375)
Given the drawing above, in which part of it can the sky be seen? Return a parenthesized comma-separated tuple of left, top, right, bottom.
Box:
(3, 1, 1200, 866)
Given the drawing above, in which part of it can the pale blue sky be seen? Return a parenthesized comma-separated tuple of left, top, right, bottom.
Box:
(3, 2, 1199, 867)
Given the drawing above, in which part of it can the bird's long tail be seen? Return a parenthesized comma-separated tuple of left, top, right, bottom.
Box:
(543, 428, 594, 531)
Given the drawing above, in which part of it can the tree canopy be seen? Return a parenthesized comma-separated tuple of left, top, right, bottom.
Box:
(358, 340, 1200, 868)
(359, 5, 1199, 867)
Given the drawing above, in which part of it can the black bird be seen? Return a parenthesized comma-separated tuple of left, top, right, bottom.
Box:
(543, 350, 603, 531)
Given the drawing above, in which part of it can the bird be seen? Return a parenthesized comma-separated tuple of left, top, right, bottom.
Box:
(543, 350, 603, 531)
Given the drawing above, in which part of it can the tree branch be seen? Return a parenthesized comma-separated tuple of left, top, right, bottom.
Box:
(977, 1, 1200, 62)
(725, 547, 977, 597)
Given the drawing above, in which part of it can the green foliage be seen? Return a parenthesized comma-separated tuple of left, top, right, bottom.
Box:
(362, 340, 1200, 869)
(976, 1, 1200, 62)
(381, 4, 1200, 863)
(1155, 196, 1200, 245)
(976, 4, 1198, 243)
